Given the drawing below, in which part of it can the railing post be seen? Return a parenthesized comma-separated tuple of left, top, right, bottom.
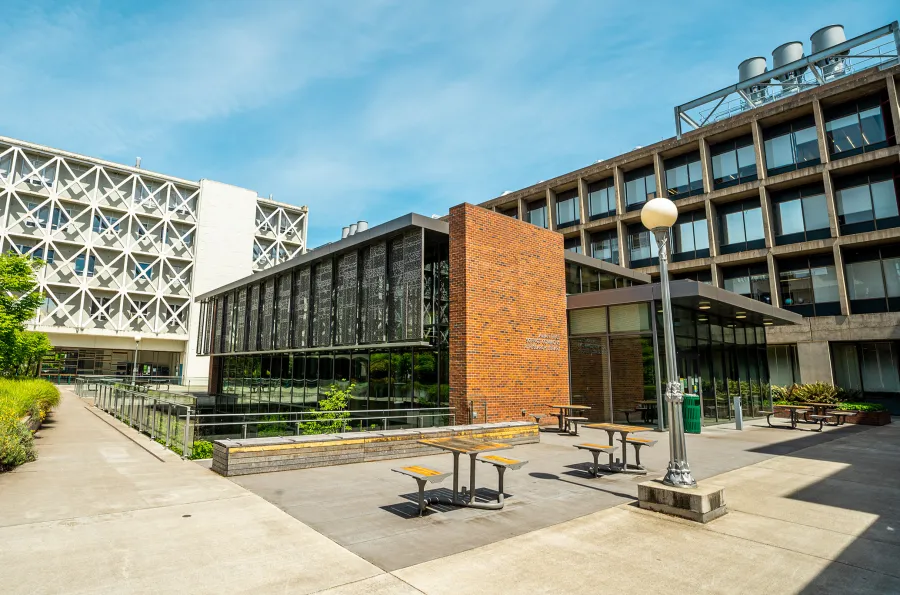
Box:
(166, 403, 172, 447)
(182, 407, 191, 460)
(242, 424, 247, 439)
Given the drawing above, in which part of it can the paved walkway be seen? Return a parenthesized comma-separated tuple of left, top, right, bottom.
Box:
(0, 389, 384, 594)
(2, 389, 898, 594)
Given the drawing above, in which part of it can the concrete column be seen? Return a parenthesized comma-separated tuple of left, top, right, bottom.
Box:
(653, 153, 665, 199)
(767, 252, 781, 308)
(546, 187, 556, 230)
(516, 197, 525, 221)
(832, 243, 850, 316)
(699, 137, 713, 193)
(758, 186, 775, 249)
(580, 227, 590, 256)
(822, 169, 841, 238)
(886, 74, 900, 148)
(617, 220, 628, 267)
(710, 261, 723, 288)
(578, 177, 589, 225)
(614, 166, 626, 216)
(750, 119, 767, 181)
(812, 99, 830, 164)
(797, 341, 834, 384)
(705, 200, 719, 258)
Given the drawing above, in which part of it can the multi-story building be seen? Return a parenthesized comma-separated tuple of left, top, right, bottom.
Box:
(0, 135, 307, 380)
(477, 22, 900, 403)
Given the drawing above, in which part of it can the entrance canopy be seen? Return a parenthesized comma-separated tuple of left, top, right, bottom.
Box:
(566, 281, 803, 428)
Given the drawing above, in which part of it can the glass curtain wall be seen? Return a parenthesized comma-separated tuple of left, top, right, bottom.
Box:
(526, 199, 548, 228)
(834, 168, 900, 235)
(824, 93, 890, 158)
(711, 135, 757, 189)
(624, 165, 657, 212)
(778, 255, 841, 316)
(843, 244, 900, 314)
(664, 151, 704, 199)
(771, 183, 831, 245)
(555, 189, 580, 229)
(588, 178, 616, 220)
(672, 210, 710, 262)
(590, 229, 619, 264)
(718, 199, 765, 254)
(763, 115, 821, 175)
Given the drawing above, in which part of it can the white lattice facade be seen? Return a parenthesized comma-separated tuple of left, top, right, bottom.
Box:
(0, 135, 307, 379)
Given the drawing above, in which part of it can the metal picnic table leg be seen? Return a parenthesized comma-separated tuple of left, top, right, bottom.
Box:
(620, 431, 629, 470)
(605, 430, 616, 467)
(452, 451, 461, 504)
(468, 453, 477, 505)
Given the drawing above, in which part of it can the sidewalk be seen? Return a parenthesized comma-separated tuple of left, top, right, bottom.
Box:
(0, 389, 383, 594)
(2, 389, 898, 594)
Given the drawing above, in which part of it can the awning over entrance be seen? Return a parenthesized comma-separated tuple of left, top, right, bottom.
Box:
(567, 280, 804, 327)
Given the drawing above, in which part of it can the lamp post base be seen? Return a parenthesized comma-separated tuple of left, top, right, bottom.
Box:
(638, 479, 726, 523)
(663, 463, 697, 488)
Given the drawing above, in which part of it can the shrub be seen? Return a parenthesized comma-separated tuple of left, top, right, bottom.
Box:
(189, 440, 214, 460)
(833, 402, 886, 413)
(302, 384, 352, 435)
(783, 382, 842, 405)
(0, 379, 59, 471)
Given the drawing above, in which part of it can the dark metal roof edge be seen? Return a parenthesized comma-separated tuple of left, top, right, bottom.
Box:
(196, 213, 449, 300)
(563, 252, 652, 284)
(567, 280, 804, 325)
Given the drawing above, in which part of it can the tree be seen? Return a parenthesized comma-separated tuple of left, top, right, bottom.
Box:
(0, 254, 52, 377)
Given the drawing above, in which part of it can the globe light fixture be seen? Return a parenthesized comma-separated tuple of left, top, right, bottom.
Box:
(640, 196, 697, 489)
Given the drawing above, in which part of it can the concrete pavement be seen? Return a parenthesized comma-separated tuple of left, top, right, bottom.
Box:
(0, 389, 384, 594)
(2, 388, 898, 594)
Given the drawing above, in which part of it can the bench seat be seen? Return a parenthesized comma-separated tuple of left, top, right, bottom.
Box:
(392, 465, 453, 516)
(574, 443, 617, 477)
(565, 416, 589, 435)
(479, 455, 528, 503)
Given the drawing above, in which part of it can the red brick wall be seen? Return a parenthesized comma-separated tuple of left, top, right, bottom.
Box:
(448, 203, 570, 424)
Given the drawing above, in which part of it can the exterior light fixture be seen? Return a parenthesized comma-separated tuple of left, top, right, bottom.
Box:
(736, 312, 747, 319)
(698, 302, 711, 310)
(763, 319, 774, 326)
(640, 196, 696, 489)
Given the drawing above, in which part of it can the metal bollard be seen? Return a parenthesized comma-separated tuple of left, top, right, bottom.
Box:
(734, 396, 743, 431)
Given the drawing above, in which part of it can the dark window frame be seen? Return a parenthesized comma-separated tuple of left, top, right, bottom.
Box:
(588, 178, 616, 220)
(777, 254, 841, 317)
(710, 134, 758, 190)
(762, 114, 821, 176)
(664, 150, 704, 199)
(717, 198, 766, 254)
(555, 189, 580, 229)
(770, 182, 832, 245)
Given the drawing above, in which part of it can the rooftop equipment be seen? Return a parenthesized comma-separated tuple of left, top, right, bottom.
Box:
(772, 41, 807, 94)
(811, 24, 848, 78)
(673, 21, 900, 138)
(738, 57, 768, 105)
(349, 223, 358, 235)
(341, 226, 350, 239)
(357, 220, 368, 233)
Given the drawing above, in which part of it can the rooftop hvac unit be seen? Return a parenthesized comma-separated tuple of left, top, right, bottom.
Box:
(738, 57, 768, 106)
(356, 220, 368, 233)
(348, 223, 358, 236)
(772, 41, 807, 95)
(341, 226, 350, 239)
(811, 24, 848, 79)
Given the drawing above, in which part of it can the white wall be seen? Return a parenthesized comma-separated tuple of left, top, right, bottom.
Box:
(183, 179, 257, 377)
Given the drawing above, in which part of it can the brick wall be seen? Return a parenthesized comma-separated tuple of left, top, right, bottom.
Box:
(448, 203, 570, 424)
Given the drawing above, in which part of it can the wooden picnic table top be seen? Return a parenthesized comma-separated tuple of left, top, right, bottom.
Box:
(800, 402, 836, 407)
(418, 437, 512, 455)
(546, 404, 592, 410)
(776, 404, 812, 410)
(585, 423, 652, 433)
(637, 400, 658, 405)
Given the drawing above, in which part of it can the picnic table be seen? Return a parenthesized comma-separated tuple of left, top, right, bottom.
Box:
(545, 404, 591, 432)
(418, 437, 512, 510)
(801, 402, 836, 420)
(637, 399, 659, 423)
(584, 423, 653, 474)
(773, 404, 811, 429)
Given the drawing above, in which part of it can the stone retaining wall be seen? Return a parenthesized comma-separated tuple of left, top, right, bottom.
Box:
(211, 421, 539, 477)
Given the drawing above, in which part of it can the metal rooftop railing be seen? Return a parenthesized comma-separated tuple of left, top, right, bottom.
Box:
(674, 21, 900, 138)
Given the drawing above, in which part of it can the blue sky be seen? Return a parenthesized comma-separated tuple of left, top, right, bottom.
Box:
(0, 1, 895, 247)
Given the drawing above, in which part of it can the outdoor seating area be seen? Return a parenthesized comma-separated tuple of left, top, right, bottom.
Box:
(762, 402, 858, 431)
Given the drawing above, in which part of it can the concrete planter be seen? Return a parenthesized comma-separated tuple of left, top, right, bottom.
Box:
(773, 409, 891, 426)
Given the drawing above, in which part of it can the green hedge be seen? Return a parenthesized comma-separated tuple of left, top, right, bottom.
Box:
(774, 399, 886, 413)
(0, 379, 60, 471)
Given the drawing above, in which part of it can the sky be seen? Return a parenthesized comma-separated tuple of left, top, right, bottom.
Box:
(0, 1, 895, 248)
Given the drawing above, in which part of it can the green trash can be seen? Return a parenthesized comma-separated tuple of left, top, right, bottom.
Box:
(682, 394, 701, 434)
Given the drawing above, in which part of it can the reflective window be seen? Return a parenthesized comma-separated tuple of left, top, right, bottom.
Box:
(767, 344, 800, 387)
(664, 151, 704, 199)
(711, 135, 757, 189)
(525, 199, 548, 228)
(771, 183, 830, 245)
(722, 263, 771, 304)
(825, 93, 889, 158)
(75, 254, 96, 277)
(134, 262, 153, 280)
(590, 229, 619, 264)
(832, 342, 900, 394)
(588, 178, 616, 220)
(555, 189, 580, 228)
(672, 210, 709, 262)
(564, 236, 582, 254)
(627, 224, 659, 267)
(778, 254, 841, 316)
(671, 269, 712, 284)
(834, 168, 900, 235)
(497, 206, 518, 219)
(624, 165, 657, 212)
(843, 245, 900, 314)
(717, 198, 765, 254)
(763, 115, 821, 175)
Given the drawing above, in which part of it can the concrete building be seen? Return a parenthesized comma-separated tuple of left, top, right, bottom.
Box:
(0, 135, 307, 380)
(477, 21, 900, 405)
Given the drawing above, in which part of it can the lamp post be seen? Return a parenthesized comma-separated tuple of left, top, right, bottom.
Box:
(131, 334, 142, 385)
(641, 197, 697, 489)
